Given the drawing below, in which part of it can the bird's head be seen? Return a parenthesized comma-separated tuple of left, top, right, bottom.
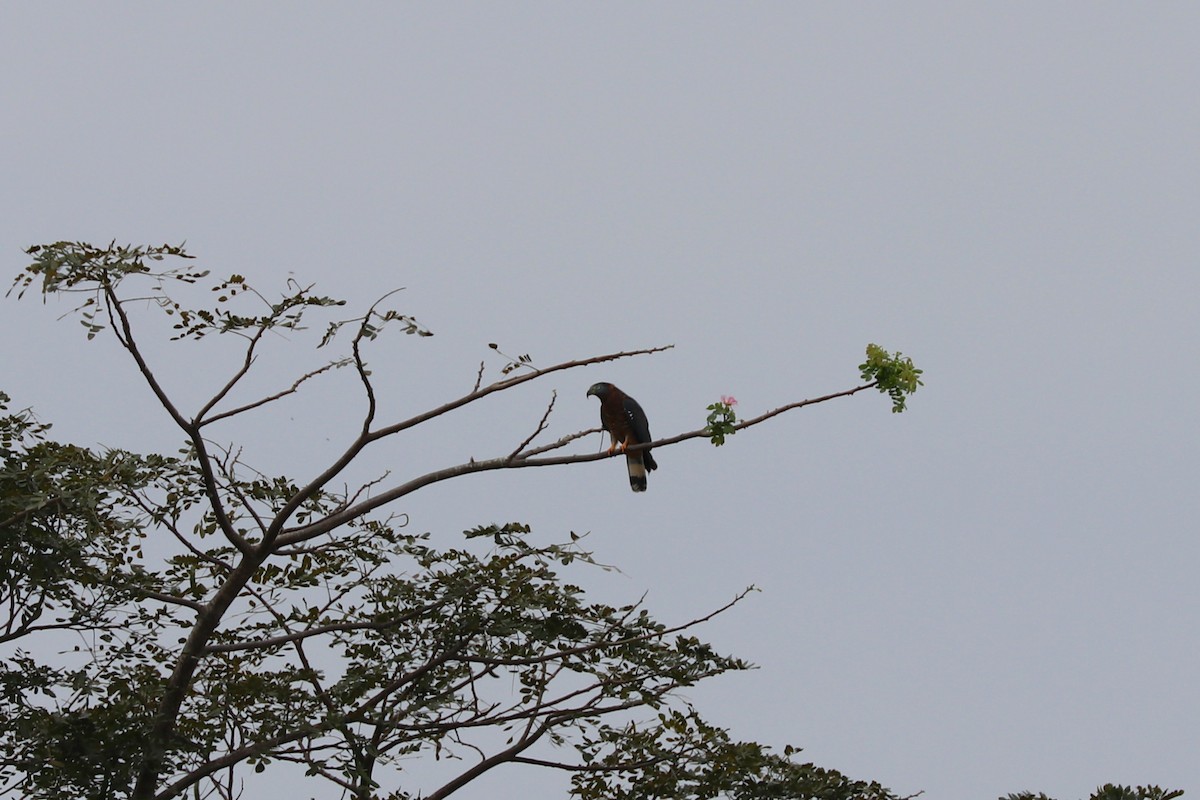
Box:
(586, 382, 612, 399)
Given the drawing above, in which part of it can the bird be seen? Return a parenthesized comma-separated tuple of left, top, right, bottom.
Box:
(586, 382, 658, 492)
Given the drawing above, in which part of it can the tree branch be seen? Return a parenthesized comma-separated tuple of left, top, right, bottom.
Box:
(265, 345, 672, 548)
(507, 391, 556, 461)
(103, 284, 253, 558)
(198, 359, 349, 428)
(139, 588, 206, 614)
(278, 383, 873, 547)
(191, 322, 273, 424)
(203, 606, 439, 654)
(371, 345, 674, 442)
(458, 588, 751, 668)
(153, 727, 322, 800)
(423, 719, 553, 800)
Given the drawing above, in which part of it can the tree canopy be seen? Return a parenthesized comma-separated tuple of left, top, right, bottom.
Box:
(0, 242, 1172, 800)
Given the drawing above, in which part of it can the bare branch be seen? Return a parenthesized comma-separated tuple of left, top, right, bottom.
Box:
(198, 359, 350, 428)
(506, 391, 556, 461)
(370, 345, 674, 442)
(266, 344, 672, 547)
(349, 297, 385, 436)
(278, 382, 872, 547)
(344, 472, 393, 512)
(520, 427, 601, 458)
(102, 283, 253, 558)
(192, 322, 273, 424)
(102, 283, 192, 434)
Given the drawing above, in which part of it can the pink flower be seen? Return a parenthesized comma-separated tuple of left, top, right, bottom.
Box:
(720, 395, 738, 407)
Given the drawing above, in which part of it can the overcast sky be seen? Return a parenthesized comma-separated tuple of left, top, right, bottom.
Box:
(3, 5, 1198, 799)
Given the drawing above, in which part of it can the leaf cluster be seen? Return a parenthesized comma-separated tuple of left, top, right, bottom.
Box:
(321, 301, 433, 349)
(487, 342, 537, 376)
(167, 275, 347, 342)
(858, 344, 923, 413)
(704, 400, 739, 447)
(11, 241, 204, 340)
(11, 241, 200, 299)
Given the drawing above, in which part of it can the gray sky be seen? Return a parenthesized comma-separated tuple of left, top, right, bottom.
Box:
(3, 5, 1198, 799)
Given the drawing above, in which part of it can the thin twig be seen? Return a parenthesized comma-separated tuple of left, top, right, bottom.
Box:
(193, 322, 273, 424)
(199, 359, 350, 428)
(520, 427, 601, 458)
(506, 391, 556, 461)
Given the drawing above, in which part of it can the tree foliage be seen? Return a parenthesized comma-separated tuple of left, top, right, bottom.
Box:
(1002, 786, 1184, 800)
(2, 242, 924, 800)
(0, 241, 1147, 800)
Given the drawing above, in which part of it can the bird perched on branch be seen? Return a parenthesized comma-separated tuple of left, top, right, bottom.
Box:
(586, 382, 658, 492)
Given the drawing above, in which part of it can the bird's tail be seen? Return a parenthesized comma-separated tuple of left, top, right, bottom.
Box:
(626, 454, 648, 492)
